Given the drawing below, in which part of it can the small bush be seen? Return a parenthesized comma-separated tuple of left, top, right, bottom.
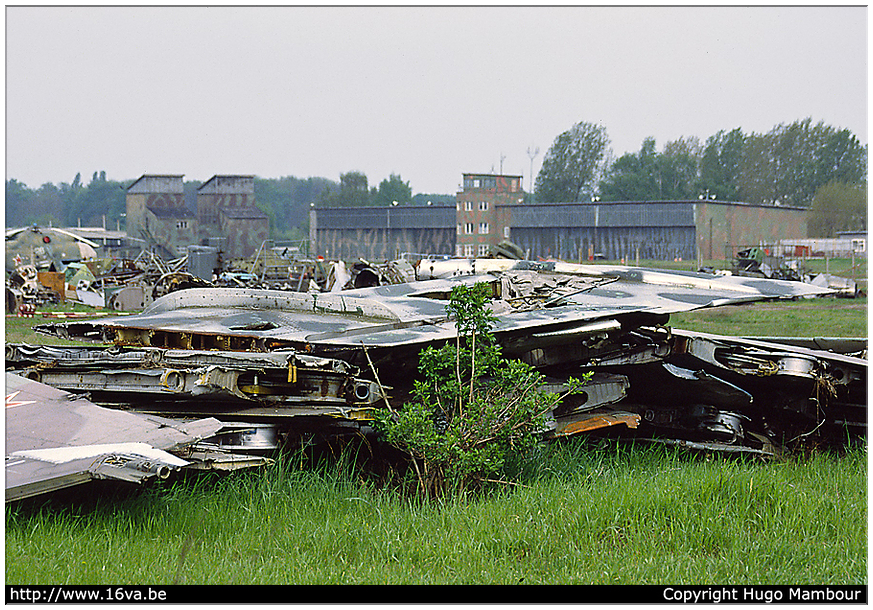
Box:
(373, 282, 584, 498)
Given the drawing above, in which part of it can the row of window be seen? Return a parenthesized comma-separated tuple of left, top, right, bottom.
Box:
(464, 177, 498, 190)
(457, 201, 489, 211)
(463, 177, 520, 192)
(455, 244, 491, 257)
(457, 222, 490, 235)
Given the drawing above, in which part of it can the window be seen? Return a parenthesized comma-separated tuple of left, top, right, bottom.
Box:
(479, 201, 488, 211)
(465, 223, 474, 234)
(852, 238, 866, 253)
(478, 244, 490, 257)
(456, 244, 464, 257)
(504, 226, 511, 239)
(464, 244, 474, 257)
(479, 222, 489, 234)
(176, 220, 188, 229)
(473, 179, 481, 188)
(457, 223, 462, 235)
(464, 201, 473, 211)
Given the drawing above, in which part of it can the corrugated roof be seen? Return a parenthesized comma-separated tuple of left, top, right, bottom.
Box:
(502, 199, 807, 211)
(127, 174, 185, 193)
(315, 205, 455, 230)
(198, 175, 256, 194)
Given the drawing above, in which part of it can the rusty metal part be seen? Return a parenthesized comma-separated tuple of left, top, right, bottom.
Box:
(547, 410, 641, 439)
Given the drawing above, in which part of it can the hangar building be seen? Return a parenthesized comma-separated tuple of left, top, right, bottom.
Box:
(310, 204, 456, 260)
(311, 172, 809, 263)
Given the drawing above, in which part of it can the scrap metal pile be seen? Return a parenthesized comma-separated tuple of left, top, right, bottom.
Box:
(4, 245, 207, 313)
(6, 259, 866, 442)
(6, 259, 866, 499)
(729, 246, 861, 298)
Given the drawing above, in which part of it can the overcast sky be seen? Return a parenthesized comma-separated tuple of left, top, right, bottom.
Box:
(5, 5, 868, 196)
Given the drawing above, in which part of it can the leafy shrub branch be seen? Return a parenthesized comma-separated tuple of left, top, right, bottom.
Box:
(373, 282, 587, 498)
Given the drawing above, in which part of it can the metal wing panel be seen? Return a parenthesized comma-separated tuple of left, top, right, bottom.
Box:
(32, 264, 835, 353)
(5, 373, 225, 501)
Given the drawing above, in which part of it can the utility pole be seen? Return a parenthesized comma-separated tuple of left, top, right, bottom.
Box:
(499, 153, 506, 174)
(526, 146, 540, 203)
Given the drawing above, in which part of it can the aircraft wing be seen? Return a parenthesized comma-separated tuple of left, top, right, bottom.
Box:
(34, 262, 833, 349)
(45, 227, 101, 249)
(5, 372, 225, 502)
(5, 227, 28, 239)
(7, 261, 864, 462)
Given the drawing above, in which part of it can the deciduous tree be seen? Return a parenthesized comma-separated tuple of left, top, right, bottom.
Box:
(807, 180, 867, 237)
(598, 137, 701, 201)
(5, 179, 36, 227)
(318, 171, 370, 207)
(738, 119, 867, 207)
(699, 128, 745, 201)
(598, 137, 659, 201)
(371, 173, 412, 207)
(535, 120, 610, 202)
(373, 283, 587, 498)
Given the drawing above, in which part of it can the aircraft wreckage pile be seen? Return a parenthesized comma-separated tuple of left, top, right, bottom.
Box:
(6, 258, 867, 501)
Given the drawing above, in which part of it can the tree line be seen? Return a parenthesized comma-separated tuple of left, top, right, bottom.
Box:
(6, 116, 866, 240)
(535, 118, 867, 237)
(6, 171, 129, 233)
(4, 172, 334, 243)
(4, 171, 456, 243)
(314, 171, 454, 208)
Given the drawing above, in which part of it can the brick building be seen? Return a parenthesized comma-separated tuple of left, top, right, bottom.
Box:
(454, 173, 524, 257)
(197, 175, 268, 259)
(218, 206, 270, 260)
(143, 206, 197, 258)
(126, 173, 269, 260)
(126, 174, 195, 258)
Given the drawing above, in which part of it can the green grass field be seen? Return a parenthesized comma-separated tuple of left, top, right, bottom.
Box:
(670, 298, 867, 338)
(4, 442, 867, 585)
(4, 301, 119, 346)
(4, 270, 868, 586)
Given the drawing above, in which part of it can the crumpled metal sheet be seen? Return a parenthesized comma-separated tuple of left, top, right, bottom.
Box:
(6, 345, 382, 423)
(5, 372, 266, 501)
(547, 410, 641, 439)
(12, 261, 864, 462)
(34, 262, 832, 357)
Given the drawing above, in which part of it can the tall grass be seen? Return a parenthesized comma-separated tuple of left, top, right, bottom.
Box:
(6, 441, 866, 585)
(5, 270, 867, 585)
